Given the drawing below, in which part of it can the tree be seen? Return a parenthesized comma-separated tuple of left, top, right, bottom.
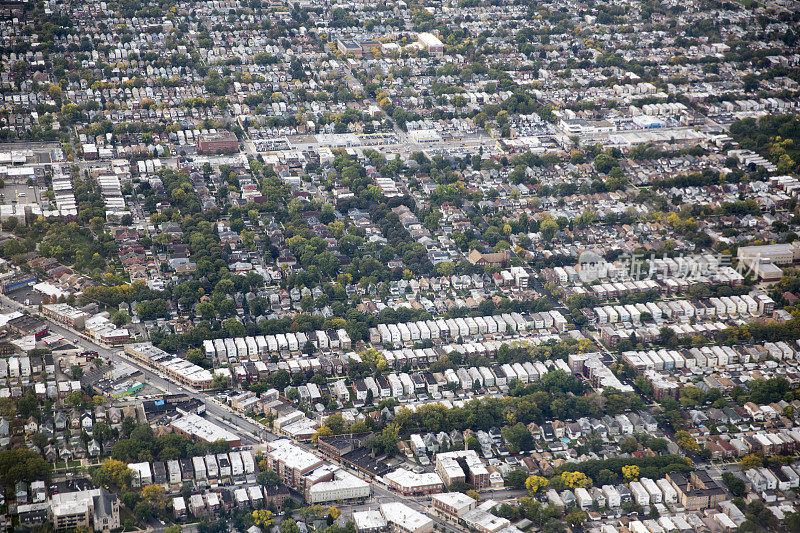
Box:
(17, 391, 40, 420)
(258, 470, 282, 486)
(223, 318, 246, 338)
(506, 469, 529, 489)
(0, 448, 51, 488)
(66, 390, 87, 409)
(525, 475, 549, 494)
(141, 484, 167, 511)
(674, 431, 700, 453)
(502, 423, 534, 453)
(565, 509, 588, 527)
(466, 490, 480, 501)
(739, 454, 763, 471)
(324, 413, 346, 434)
(313, 425, 334, 442)
(742, 74, 759, 92)
(92, 459, 133, 488)
(280, 518, 299, 533)
(196, 301, 215, 320)
(134, 500, 152, 521)
(31, 432, 48, 451)
(722, 472, 746, 497)
(593, 153, 616, 174)
(0, 397, 16, 418)
(620, 438, 639, 454)
(360, 348, 387, 371)
(561, 471, 592, 489)
(540, 218, 558, 242)
(622, 465, 639, 481)
(253, 510, 275, 529)
(646, 438, 668, 453)
(71, 365, 84, 379)
(212, 374, 231, 391)
(595, 469, 616, 485)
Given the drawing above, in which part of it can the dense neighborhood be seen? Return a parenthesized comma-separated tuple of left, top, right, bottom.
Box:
(2, 0, 800, 531)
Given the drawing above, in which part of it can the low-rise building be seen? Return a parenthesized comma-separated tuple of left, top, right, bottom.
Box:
(50, 488, 119, 532)
(380, 502, 433, 533)
(431, 492, 477, 521)
(384, 469, 443, 496)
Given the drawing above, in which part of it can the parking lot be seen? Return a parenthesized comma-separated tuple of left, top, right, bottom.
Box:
(0, 182, 39, 206)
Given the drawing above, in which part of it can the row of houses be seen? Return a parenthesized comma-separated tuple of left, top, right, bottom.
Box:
(128, 450, 256, 487)
(546, 265, 744, 296)
(172, 484, 290, 520)
(584, 294, 774, 326)
(202, 328, 353, 361)
(540, 471, 723, 513)
(599, 321, 730, 348)
(198, 312, 570, 366)
(706, 429, 800, 461)
(622, 341, 800, 372)
(0, 353, 56, 381)
(369, 312, 568, 346)
(345, 358, 572, 404)
(212, 334, 567, 387)
(746, 463, 800, 493)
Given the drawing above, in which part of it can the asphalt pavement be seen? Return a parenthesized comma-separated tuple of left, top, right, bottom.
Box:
(1, 293, 540, 524)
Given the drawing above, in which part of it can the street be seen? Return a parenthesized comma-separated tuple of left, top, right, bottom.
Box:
(0, 292, 265, 445)
(0, 293, 540, 526)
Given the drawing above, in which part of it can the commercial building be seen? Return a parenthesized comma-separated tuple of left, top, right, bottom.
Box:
(467, 249, 510, 267)
(737, 243, 800, 281)
(5, 314, 47, 338)
(1, 273, 36, 293)
(307, 468, 371, 503)
(84, 314, 130, 345)
(384, 469, 443, 496)
(431, 492, 477, 521)
(170, 413, 242, 447)
(353, 510, 387, 533)
(42, 303, 88, 329)
(337, 39, 363, 57)
(124, 343, 213, 390)
(666, 472, 726, 510)
(380, 502, 433, 533)
(460, 501, 511, 533)
(265, 439, 324, 491)
(737, 243, 800, 266)
(197, 132, 239, 154)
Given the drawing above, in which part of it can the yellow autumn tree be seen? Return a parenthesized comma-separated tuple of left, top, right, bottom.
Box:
(561, 471, 592, 489)
(141, 484, 167, 511)
(94, 459, 133, 488)
(525, 475, 549, 493)
(253, 510, 274, 529)
(622, 465, 639, 481)
(739, 454, 763, 471)
(312, 425, 334, 443)
(674, 431, 700, 453)
(360, 348, 387, 371)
